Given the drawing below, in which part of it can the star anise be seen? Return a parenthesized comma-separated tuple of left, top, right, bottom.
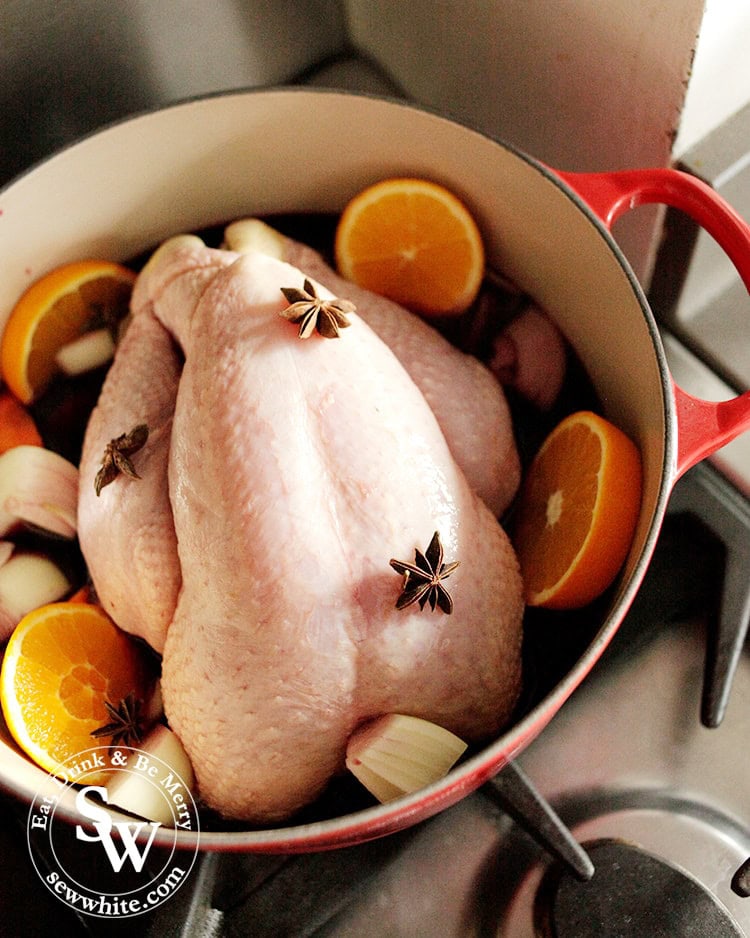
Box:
(94, 423, 149, 496)
(279, 279, 355, 339)
(91, 693, 145, 747)
(389, 531, 460, 614)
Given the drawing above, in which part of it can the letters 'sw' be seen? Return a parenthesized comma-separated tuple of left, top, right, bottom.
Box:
(74, 786, 161, 873)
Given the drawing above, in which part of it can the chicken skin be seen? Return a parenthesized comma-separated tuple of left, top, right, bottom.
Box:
(261, 229, 521, 516)
(78, 236, 524, 821)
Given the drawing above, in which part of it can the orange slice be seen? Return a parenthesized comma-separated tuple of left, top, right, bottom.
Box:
(1, 260, 136, 404)
(334, 177, 485, 315)
(513, 411, 643, 609)
(0, 602, 150, 781)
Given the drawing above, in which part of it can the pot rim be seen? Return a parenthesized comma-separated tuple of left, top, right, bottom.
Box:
(0, 85, 679, 851)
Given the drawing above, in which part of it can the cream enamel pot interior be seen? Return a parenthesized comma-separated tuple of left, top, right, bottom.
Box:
(1, 88, 750, 853)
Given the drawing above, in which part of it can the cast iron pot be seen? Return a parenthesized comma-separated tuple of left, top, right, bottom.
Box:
(1, 88, 749, 852)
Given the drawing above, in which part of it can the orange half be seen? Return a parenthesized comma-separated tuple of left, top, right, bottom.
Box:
(334, 177, 485, 315)
(513, 410, 643, 609)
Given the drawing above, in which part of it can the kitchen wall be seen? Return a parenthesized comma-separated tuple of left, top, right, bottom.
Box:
(345, 0, 707, 283)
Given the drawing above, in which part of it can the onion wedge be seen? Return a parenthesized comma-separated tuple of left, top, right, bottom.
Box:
(105, 725, 195, 827)
(0, 445, 79, 538)
(0, 549, 71, 641)
(55, 328, 115, 377)
(346, 714, 467, 803)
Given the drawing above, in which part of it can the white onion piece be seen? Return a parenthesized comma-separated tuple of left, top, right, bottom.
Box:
(346, 714, 468, 803)
(0, 551, 71, 641)
(0, 540, 15, 568)
(106, 725, 195, 827)
(223, 218, 285, 258)
(140, 234, 204, 279)
(0, 446, 79, 538)
(55, 328, 115, 377)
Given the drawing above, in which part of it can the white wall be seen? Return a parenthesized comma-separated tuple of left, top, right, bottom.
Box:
(674, 0, 750, 157)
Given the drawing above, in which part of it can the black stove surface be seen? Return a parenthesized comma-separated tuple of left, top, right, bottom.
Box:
(535, 839, 744, 938)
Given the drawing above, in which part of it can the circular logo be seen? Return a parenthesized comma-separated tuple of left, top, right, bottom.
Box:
(27, 745, 200, 919)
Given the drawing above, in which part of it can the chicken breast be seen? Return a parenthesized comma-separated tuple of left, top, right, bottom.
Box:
(78, 237, 524, 822)
(235, 226, 521, 517)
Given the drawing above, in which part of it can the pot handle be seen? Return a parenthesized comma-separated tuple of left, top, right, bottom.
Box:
(557, 167, 750, 478)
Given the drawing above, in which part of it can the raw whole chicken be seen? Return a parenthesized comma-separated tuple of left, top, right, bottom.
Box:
(77, 235, 524, 821)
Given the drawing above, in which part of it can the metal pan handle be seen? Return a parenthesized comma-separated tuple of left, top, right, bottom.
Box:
(557, 167, 750, 477)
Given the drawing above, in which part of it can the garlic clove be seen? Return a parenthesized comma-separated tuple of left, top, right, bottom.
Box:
(0, 445, 78, 538)
(55, 328, 115, 377)
(105, 724, 194, 827)
(346, 713, 468, 803)
(0, 551, 71, 641)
